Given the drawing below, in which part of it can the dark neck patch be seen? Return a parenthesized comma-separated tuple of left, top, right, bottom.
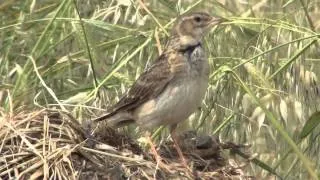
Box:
(179, 43, 202, 57)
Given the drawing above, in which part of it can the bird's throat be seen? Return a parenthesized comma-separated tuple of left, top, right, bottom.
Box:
(179, 35, 201, 49)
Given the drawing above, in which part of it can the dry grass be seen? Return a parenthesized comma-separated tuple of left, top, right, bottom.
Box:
(0, 109, 255, 179)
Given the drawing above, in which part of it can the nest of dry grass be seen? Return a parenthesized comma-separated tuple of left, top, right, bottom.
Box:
(0, 109, 254, 179)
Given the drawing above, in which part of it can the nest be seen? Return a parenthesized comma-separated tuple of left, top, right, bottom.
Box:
(0, 109, 254, 179)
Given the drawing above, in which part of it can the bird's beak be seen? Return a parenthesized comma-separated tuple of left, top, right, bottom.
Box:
(209, 16, 226, 26)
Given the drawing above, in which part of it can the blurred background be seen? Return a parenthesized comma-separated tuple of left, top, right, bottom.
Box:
(0, 0, 320, 179)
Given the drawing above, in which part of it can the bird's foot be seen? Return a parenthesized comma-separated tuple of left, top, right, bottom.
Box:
(173, 144, 193, 173)
(170, 130, 194, 175)
(153, 154, 174, 173)
(146, 135, 174, 173)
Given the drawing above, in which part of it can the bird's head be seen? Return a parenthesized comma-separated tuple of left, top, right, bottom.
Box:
(172, 12, 223, 49)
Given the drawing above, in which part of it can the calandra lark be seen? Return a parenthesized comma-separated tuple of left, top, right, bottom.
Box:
(94, 12, 223, 168)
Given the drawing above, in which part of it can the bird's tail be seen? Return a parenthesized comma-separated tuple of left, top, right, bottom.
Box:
(92, 111, 134, 128)
(82, 112, 134, 148)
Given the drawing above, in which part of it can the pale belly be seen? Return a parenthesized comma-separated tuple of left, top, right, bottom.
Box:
(133, 75, 208, 130)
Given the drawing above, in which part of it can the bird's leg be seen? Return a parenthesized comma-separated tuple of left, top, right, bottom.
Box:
(170, 125, 194, 176)
(169, 124, 189, 168)
(146, 132, 173, 172)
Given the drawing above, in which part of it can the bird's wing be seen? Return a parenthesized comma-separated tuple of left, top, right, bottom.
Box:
(93, 53, 174, 122)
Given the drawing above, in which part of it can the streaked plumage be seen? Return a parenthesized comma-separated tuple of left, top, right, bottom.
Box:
(94, 12, 222, 132)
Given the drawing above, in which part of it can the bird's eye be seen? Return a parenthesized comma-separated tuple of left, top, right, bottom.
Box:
(194, 16, 201, 22)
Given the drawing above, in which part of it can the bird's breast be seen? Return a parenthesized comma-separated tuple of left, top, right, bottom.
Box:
(187, 45, 209, 77)
(133, 45, 209, 130)
(134, 67, 209, 130)
(169, 45, 209, 77)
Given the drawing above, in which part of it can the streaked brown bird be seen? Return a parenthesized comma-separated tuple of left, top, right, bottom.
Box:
(94, 12, 223, 169)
